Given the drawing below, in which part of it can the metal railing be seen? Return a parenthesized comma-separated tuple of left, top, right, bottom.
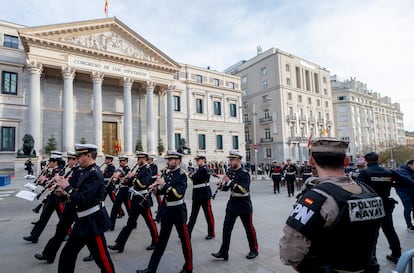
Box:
(391, 248, 414, 273)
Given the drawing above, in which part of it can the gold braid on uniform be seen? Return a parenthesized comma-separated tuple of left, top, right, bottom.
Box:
(232, 183, 248, 193)
(171, 187, 183, 198)
(133, 178, 144, 188)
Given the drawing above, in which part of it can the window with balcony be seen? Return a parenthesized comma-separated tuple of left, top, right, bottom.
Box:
(173, 95, 181, 111)
(264, 109, 270, 119)
(1, 126, 15, 151)
(199, 134, 206, 150)
(230, 103, 237, 117)
(1, 71, 17, 95)
(265, 128, 271, 139)
(3, 34, 18, 49)
(196, 98, 203, 114)
(214, 101, 222, 115)
(265, 148, 272, 158)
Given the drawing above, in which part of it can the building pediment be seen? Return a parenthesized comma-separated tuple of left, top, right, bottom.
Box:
(18, 17, 180, 73)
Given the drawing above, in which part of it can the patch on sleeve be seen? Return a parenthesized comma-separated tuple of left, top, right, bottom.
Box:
(286, 190, 327, 240)
(347, 196, 385, 222)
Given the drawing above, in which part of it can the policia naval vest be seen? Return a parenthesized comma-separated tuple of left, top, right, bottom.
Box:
(288, 182, 385, 272)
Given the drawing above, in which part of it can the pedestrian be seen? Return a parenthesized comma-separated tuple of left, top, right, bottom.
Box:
(280, 137, 384, 273)
(357, 152, 405, 264)
(108, 151, 158, 253)
(187, 153, 215, 240)
(55, 144, 115, 273)
(211, 150, 258, 261)
(136, 150, 192, 273)
(25, 158, 34, 175)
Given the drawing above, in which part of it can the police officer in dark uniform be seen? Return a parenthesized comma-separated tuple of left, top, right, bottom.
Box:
(356, 152, 402, 264)
(137, 150, 192, 273)
(212, 150, 259, 261)
(269, 160, 283, 194)
(108, 151, 159, 253)
(187, 153, 215, 240)
(34, 151, 81, 263)
(280, 138, 384, 273)
(56, 144, 114, 273)
(23, 152, 66, 243)
(283, 159, 298, 197)
(109, 155, 131, 230)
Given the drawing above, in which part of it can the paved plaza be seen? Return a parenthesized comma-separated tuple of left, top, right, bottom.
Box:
(0, 174, 412, 273)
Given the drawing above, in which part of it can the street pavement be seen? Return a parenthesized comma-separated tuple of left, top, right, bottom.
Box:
(0, 173, 413, 273)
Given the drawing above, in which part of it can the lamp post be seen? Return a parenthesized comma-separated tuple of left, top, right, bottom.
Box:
(252, 104, 258, 180)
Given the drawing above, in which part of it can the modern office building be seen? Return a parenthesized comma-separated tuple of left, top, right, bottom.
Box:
(0, 17, 244, 169)
(225, 47, 335, 165)
(331, 75, 405, 160)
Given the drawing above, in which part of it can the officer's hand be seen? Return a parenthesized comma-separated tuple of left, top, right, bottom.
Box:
(55, 175, 69, 189)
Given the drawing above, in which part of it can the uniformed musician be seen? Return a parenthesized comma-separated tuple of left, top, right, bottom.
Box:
(109, 155, 131, 230)
(283, 159, 297, 197)
(211, 150, 259, 261)
(300, 160, 313, 185)
(148, 155, 163, 214)
(55, 144, 114, 273)
(108, 151, 159, 253)
(280, 137, 384, 273)
(137, 150, 192, 273)
(269, 160, 283, 194)
(103, 155, 125, 218)
(187, 153, 215, 240)
(35, 151, 81, 263)
(23, 152, 65, 243)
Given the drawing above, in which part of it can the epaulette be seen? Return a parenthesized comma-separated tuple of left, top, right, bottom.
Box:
(242, 169, 249, 173)
(180, 169, 186, 175)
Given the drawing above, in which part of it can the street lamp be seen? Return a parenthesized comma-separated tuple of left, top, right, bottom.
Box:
(252, 104, 258, 180)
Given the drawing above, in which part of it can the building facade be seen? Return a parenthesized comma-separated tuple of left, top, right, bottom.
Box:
(0, 18, 244, 169)
(331, 75, 405, 160)
(225, 48, 334, 164)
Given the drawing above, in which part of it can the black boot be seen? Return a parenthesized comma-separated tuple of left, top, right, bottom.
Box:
(23, 235, 38, 243)
(83, 254, 94, 262)
(32, 204, 42, 213)
(108, 243, 124, 253)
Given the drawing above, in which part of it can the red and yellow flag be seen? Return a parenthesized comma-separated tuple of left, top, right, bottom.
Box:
(104, 0, 109, 16)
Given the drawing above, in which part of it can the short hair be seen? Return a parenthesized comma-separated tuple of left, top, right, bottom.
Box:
(311, 152, 346, 169)
(91, 151, 97, 160)
(364, 152, 379, 163)
(407, 159, 414, 165)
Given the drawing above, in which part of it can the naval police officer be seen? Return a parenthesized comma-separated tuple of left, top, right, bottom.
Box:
(280, 138, 384, 273)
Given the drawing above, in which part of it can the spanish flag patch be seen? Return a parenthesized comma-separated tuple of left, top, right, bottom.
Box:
(304, 198, 314, 205)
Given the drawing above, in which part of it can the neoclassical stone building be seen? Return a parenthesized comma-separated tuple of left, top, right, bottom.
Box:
(0, 18, 244, 169)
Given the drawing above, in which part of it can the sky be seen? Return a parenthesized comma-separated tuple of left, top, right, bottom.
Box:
(1, 0, 413, 131)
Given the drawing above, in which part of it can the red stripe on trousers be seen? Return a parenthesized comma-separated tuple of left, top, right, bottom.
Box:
(146, 208, 158, 242)
(249, 212, 258, 251)
(182, 224, 193, 271)
(58, 201, 64, 214)
(127, 199, 131, 210)
(206, 199, 215, 236)
(95, 235, 114, 273)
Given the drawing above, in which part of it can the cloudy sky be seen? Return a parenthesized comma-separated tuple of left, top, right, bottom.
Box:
(2, 0, 414, 130)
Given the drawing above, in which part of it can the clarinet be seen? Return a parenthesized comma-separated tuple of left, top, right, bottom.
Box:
(212, 168, 234, 200)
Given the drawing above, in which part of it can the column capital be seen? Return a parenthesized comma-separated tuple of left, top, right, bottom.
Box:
(91, 71, 104, 82)
(61, 66, 76, 79)
(167, 84, 176, 93)
(123, 77, 133, 87)
(27, 60, 43, 74)
(146, 81, 156, 89)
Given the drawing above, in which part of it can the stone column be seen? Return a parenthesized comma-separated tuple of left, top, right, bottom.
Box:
(146, 81, 155, 153)
(62, 67, 75, 151)
(91, 72, 104, 154)
(166, 85, 175, 150)
(27, 61, 43, 155)
(123, 77, 133, 154)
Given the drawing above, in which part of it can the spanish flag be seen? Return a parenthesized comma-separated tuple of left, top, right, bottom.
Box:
(104, 0, 109, 17)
